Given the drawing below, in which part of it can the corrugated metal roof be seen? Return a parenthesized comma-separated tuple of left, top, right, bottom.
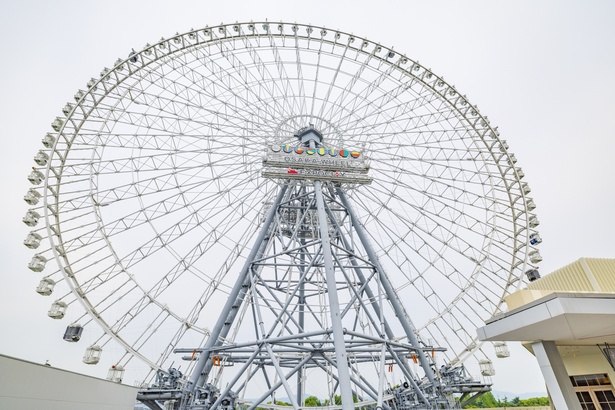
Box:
(527, 258, 615, 292)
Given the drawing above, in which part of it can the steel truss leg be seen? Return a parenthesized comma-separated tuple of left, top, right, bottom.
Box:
(314, 180, 355, 409)
(186, 185, 288, 394)
(322, 194, 431, 407)
(337, 189, 438, 396)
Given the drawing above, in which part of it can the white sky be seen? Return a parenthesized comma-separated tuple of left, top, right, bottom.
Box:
(1, 0, 614, 398)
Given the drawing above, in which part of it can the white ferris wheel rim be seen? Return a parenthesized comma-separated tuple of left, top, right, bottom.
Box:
(24, 21, 540, 380)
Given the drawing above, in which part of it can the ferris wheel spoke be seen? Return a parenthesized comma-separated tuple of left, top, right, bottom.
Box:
(317, 49, 379, 125)
(45, 173, 224, 235)
(352, 187, 486, 283)
(69, 177, 269, 305)
(264, 31, 306, 119)
(97, 95, 258, 140)
(143, 202, 263, 301)
(360, 176, 494, 248)
(101, 278, 207, 348)
(346, 96, 472, 144)
(420, 279, 502, 334)
(182, 236, 262, 326)
(292, 34, 309, 118)
(336, 77, 442, 134)
(315, 42, 349, 121)
(118, 70, 263, 135)
(352, 189, 512, 351)
(138, 55, 260, 122)
(346, 108, 466, 147)
(368, 157, 513, 220)
(49, 181, 227, 257)
(69, 132, 268, 149)
(80, 279, 208, 365)
(324, 56, 405, 129)
(115, 174, 268, 273)
(90, 157, 258, 211)
(178, 35, 294, 129)
(228, 34, 299, 121)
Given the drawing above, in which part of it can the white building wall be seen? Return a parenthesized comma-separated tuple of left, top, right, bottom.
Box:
(0, 354, 139, 410)
(561, 348, 615, 381)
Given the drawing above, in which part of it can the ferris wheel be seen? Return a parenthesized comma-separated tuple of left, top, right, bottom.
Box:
(23, 22, 541, 408)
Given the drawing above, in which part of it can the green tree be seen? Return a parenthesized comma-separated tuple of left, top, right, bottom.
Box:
(519, 396, 550, 406)
(304, 396, 321, 407)
(498, 396, 510, 406)
(463, 391, 499, 408)
(268, 400, 291, 406)
(463, 392, 550, 408)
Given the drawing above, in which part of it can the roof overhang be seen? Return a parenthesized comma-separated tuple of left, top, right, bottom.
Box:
(477, 292, 615, 345)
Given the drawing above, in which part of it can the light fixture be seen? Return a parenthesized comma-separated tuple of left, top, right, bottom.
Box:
(600, 343, 615, 372)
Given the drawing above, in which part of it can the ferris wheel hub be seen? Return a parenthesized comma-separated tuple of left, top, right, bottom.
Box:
(295, 126, 323, 145)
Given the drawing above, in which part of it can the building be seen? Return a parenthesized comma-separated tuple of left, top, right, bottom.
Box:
(0, 354, 139, 410)
(477, 258, 615, 409)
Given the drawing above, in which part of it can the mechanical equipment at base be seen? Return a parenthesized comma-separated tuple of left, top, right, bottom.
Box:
(137, 127, 491, 410)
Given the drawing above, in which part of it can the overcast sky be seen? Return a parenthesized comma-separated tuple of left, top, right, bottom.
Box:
(1, 0, 613, 398)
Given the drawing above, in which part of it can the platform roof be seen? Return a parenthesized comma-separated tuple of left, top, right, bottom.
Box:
(477, 292, 615, 346)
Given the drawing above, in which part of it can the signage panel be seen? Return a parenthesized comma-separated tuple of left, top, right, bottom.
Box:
(262, 145, 371, 184)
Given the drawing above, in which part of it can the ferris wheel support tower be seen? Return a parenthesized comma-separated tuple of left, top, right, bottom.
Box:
(138, 128, 487, 410)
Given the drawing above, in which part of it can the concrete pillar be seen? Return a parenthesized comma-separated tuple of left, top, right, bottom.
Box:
(531, 340, 581, 410)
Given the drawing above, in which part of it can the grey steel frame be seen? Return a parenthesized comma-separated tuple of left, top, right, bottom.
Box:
(138, 170, 488, 409)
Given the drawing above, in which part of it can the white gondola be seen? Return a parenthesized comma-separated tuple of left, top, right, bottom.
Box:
(42, 133, 56, 148)
(51, 117, 64, 132)
(28, 254, 47, 272)
(87, 78, 98, 90)
(479, 359, 495, 376)
(24, 232, 43, 249)
(521, 182, 531, 195)
(107, 365, 125, 382)
(48, 300, 68, 319)
(494, 342, 510, 358)
(36, 278, 55, 296)
(34, 150, 49, 166)
(515, 167, 525, 179)
(528, 215, 540, 228)
(499, 140, 509, 152)
(23, 210, 40, 227)
(529, 250, 543, 263)
(526, 198, 536, 211)
(529, 232, 542, 245)
(24, 188, 41, 205)
(83, 345, 102, 364)
(63, 324, 83, 342)
(74, 90, 85, 102)
(62, 103, 73, 115)
(28, 169, 44, 185)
